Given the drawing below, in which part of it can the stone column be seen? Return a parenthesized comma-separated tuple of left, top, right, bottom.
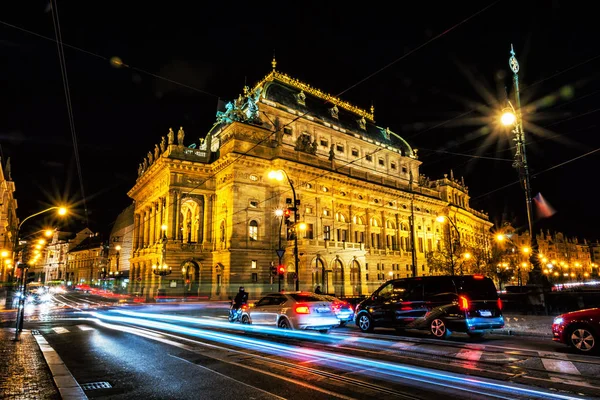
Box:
(168, 190, 176, 240)
(206, 194, 214, 243)
(366, 208, 372, 249)
(348, 205, 354, 244)
(175, 192, 182, 241)
(144, 208, 151, 247)
(149, 203, 156, 245)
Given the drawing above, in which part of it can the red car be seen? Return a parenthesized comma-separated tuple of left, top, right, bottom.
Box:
(552, 308, 600, 354)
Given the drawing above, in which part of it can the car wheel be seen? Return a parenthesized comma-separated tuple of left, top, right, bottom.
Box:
(241, 315, 250, 324)
(430, 318, 449, 339)
(339, 321, 347, 327)
(568, 325, 596, 353)
(357, 313, 374, 333)
(278, 318, 291, 329)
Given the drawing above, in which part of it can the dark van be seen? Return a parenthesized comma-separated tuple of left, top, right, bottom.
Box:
(354, 275, 504, 338)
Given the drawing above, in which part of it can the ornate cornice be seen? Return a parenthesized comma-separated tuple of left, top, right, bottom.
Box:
(253, 70, 375, 122)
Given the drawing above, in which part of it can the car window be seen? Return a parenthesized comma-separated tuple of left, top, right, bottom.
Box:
(378, 281, 410, 301)
(454, 277, 498, 300)
(405, 282, 424, 301)
(289, 293, 325, 302)
(424, 278, 456, 297)
(255, 296, 273, 307)
(272, 294, 288, 305)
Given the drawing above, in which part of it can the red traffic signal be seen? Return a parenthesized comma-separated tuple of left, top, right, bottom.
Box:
(283, 208, 292, 218)
(278, 265, 285, 275)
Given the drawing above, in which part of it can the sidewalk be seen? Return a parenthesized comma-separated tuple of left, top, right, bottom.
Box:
(0, 328, 61, 399)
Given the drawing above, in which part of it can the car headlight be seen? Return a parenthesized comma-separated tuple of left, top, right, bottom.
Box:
(553, 317, 564, 325)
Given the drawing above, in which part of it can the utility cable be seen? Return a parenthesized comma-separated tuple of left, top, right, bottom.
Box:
(50, 0, 88, 225)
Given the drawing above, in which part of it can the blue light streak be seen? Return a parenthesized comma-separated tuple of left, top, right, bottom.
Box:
(87, 310, 582, 400)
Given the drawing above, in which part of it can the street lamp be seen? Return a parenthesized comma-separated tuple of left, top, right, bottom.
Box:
(436, 215, 461, 275)
(268, 169, 300, 291)
(13, 206, 68, 341)
(500, 44, 541, 281)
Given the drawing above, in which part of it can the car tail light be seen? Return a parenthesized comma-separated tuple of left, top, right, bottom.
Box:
(241, 304, 248, 311)
(295, 304, 310, 314)
(497, 298, 503, 310)
(458, 295, 469, 311)
(473, 275, 484, 280)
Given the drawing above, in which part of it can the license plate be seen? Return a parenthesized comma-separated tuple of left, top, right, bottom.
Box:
(316, 307, 330, 313)
(479, 310, 492, 317)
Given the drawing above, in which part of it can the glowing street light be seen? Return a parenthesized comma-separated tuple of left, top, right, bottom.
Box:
(13, 205, 68, 340)
(500, 44, 541, 282)
(500, 110, 516, 126)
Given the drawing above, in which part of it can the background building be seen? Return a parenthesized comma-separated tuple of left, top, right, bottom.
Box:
(127, 64, 493, 300)
(107, 204, 134, 292)
(65, 232, 106, 287)
(0, 157, 17, 286)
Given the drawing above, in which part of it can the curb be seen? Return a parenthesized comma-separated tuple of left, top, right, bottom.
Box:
(490, 329, 552, 338)
(32, 332, 88, 400)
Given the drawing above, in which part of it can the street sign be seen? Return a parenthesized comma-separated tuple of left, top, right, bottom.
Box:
(276, 249, 285, 259)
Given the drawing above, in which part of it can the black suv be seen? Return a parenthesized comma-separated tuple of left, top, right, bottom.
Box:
(355, 275, 504, 338)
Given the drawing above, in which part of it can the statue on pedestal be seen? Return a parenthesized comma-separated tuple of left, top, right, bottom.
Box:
(147, 151, 153, 164)
(154, 144, 160, 160)
(177, 126, 185, 146)
(160, 136, 166, 152)
(138, 163, 143, 177)
(168, 128, 175, 145)
(142, 158, 148, 170)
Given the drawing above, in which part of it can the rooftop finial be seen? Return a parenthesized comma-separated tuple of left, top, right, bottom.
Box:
(510, 43, 515, 57)
(272, 50, 277, 71)
(370, 102, 374, 116)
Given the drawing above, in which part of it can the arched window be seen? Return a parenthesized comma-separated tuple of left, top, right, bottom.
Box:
(335, 212, 347, 223)
(386, 220, 396, 229)
(353, 215, 365, 225)
(370, 217, 380, 227)
(249, 220, 258, 241)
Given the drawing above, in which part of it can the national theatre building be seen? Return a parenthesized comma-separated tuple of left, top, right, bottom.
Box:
(127, 60, 492, 300)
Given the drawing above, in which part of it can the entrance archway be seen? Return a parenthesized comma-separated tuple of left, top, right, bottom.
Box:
(332, 258, 344, 297)
(182, 260, 200, 298)
(350, 259, 361, 295)
(312, 257, 326, 291)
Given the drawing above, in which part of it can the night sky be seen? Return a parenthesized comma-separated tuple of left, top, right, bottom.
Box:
(2, 1, 599, 240)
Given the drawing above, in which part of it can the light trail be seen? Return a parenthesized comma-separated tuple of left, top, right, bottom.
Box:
(88, 311, 584, 400)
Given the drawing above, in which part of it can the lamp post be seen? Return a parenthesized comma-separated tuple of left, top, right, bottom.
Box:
(436, 215, 461, 275)
(500, 44, 541, 280)
(269, 169, 300, 291)
(13, 206, 67, 341)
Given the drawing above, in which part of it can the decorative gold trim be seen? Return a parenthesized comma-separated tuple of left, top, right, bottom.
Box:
(252, 70, 375, 121)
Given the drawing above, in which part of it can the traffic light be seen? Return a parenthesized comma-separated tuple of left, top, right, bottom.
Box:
(270, 264, 277, 276)
(278, 265, 285, 276)
(283, 208, 292, 225)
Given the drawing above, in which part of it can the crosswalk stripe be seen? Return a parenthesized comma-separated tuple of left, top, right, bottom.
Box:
(78, 325, 94, 331)
(541, 358, 580, 375)
(455, 349, 483, 361)
(391, 341, 417, 349)
(52, 327, 69, 334)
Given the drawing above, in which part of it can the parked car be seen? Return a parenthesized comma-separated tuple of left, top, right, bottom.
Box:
(552, 308, 600, 354)
(242, 292, 339, 333)
(355, 275, 504, 339)
(317, 295, 354, 326)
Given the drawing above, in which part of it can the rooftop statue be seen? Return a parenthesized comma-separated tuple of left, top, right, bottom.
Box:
(177, 126, 185, 146)
(168, 128, 175, 145)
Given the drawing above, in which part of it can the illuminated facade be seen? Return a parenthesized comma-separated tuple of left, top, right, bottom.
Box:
(65, 232, 107, 286)
(0, 157, 17, 284)
(501, 226, 596, 284)
(127, 61, 492, 300)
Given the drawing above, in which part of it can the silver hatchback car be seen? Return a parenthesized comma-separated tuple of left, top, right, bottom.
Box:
(242, 292, 338, 333)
